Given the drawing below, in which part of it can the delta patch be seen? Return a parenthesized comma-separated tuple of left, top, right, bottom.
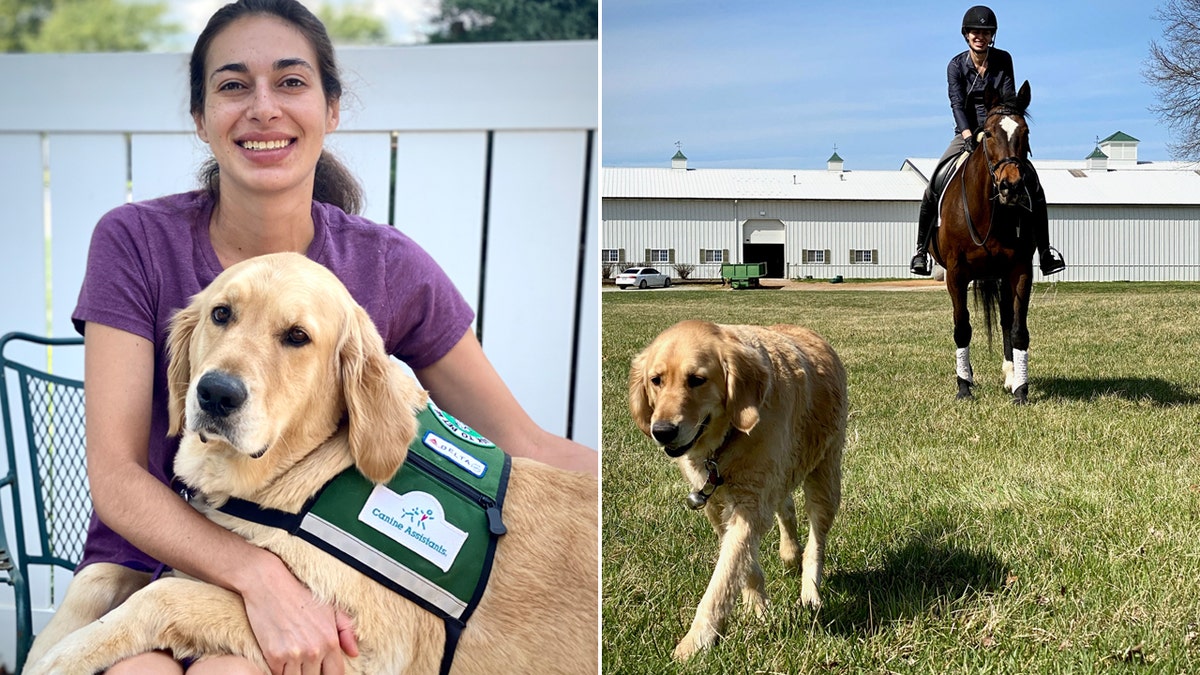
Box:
(424, 431, 487, 478)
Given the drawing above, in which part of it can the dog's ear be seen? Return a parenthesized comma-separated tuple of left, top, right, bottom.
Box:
(165, 301, 201, 437)
(722, 336, 770, 433)
(627, 348, 653, 435)
(340, 305, 427, 483)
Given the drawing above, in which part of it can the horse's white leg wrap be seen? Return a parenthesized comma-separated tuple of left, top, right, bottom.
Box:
(1012, 349, 1028, 391)
(956, 347, 973, 383)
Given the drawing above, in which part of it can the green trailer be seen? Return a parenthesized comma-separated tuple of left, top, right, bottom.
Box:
(720, 262, 767, 289)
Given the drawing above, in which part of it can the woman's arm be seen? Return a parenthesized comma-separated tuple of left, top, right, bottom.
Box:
(414, 329, 598, 476)
(947, 54, 972, 135)
(83, 323, 357, 674)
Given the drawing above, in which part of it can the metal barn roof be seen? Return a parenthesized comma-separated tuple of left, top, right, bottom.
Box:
(601, 167, 927, 201)
(604, 158, 1200, 206)
(903, 157, 1200, 206)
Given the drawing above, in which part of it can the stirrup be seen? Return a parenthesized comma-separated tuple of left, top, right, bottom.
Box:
(1040, 247, 1065, 275)
(910, 252, 931, 276)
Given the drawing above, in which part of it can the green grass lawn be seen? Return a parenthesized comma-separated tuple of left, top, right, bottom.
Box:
(601, 283, 1200, 674)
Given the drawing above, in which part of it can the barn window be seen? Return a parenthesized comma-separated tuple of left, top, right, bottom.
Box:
(647, 249, 674, 264)
(850, 249, 878, 264)
(802, 249, 830, 264)
(601, 249, 623, 263)
(701, 249, 726, 263)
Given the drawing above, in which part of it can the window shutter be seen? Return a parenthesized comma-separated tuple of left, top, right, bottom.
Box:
(618, 248, 625, 263)
(722, 249, 728, 263)
(644, 249, 650, 264)
(872, 249, 879, 264)
(849, 250, 854, 264)
(669, 249, 675, 263)
(802, 250, 809, 264)
(824, 249, 831, 264)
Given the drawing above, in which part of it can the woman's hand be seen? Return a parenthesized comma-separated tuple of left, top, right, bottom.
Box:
(237, 550, 359, 674)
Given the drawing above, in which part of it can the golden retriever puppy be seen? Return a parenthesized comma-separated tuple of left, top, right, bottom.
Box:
(628, 320, 847, 661)
(26, 252, 598, 675)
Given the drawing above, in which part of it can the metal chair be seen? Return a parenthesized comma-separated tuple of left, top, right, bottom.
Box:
(0, 332, 90, 673)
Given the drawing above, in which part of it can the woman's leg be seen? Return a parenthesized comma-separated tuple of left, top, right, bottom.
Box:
(913, 135, 970, 275)
(105, 651, 184, 674)
(1030, 180, 1065, 275)
(187, 655, 266, 674)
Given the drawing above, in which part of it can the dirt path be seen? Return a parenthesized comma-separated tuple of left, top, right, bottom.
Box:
(757, 278, 944, 292)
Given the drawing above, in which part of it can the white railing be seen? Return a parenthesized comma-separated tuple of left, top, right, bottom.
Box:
(0, 42, 597, 668)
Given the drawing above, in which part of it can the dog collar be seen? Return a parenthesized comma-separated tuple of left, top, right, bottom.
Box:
(685, 427, 740, 510)
(685, 457, 724, 510)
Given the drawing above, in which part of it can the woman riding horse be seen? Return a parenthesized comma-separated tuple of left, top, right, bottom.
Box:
(910, 5, 1065, 278)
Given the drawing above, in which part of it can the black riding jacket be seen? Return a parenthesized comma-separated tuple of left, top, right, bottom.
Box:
(947, 47, 1016, 135)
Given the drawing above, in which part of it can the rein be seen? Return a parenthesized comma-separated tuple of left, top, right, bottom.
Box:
(960, 109, 1029, 247)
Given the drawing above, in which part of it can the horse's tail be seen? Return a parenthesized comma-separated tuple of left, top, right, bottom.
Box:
(972, 279, 1001, 349)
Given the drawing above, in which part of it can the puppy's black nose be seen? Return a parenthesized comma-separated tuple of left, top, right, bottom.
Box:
(196, 371, 247, 418)
(651, 421, 678, 445)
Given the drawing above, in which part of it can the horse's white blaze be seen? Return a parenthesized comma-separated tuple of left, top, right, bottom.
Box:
(1012, 349, 1029, 390)
(956, 347, 973, 383)
(999, 115, 1019, 142)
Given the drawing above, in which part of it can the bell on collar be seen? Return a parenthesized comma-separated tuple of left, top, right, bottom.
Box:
(685, 457, 723, 510)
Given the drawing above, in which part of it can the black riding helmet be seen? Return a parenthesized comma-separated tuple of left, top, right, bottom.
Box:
(961, 5, 998, 35)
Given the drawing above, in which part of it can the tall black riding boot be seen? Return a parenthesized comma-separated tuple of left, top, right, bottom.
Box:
(910, 189, 936, 276)
(1031, 182, 1065, 275)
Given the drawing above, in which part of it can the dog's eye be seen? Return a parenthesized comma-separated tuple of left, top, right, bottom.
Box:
(649, 375, 662, 387)
(284, 327, 310, 347)
(211, 306, 232, 325)
(687, 375, 707, 388)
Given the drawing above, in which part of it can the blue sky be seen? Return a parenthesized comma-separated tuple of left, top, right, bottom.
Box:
(602, 1, 1176, 170)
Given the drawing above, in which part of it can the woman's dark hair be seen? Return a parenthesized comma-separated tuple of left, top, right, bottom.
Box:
(189, 0, 363, 214)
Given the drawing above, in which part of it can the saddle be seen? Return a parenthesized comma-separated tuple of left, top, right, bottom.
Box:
(931, 148, 971, 202)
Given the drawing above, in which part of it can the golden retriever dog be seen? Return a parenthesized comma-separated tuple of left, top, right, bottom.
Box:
(628, 320, 847, 661)
(26, 252, 598, 674)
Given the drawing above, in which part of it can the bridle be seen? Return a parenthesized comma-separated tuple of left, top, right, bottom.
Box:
(960, 106, 1030, 246)
(978, 106, 1029, 195)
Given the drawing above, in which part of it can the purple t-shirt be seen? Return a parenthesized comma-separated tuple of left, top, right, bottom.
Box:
(71, 190, 474, 572)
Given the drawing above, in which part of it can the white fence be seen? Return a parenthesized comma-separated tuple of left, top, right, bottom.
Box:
(0, 41, 597, 669)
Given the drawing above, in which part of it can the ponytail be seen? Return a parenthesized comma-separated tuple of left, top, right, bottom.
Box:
(197, 151, 364, 215)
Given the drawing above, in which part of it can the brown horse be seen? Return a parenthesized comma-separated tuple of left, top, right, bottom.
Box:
(930, 80, 1037, 404)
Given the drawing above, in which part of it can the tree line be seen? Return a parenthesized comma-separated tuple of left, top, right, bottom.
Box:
(0, 0, 596, 52)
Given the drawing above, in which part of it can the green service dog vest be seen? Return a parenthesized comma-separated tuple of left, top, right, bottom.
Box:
(213, 401, 510, 675)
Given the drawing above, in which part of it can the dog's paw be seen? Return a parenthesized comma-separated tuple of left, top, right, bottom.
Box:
(800, 579, 823, 611)
(673, 626, 717, 661)
(742, 589, 770, 619)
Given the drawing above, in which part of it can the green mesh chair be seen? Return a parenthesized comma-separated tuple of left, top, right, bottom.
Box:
(0, 332, 90, 673)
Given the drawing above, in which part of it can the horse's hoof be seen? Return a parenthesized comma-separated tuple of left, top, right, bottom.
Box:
(1012, 384, 1028, 405)
(956, 377, 974, 400)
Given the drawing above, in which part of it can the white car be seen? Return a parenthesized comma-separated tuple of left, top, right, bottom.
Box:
(615, 267, 671, 289)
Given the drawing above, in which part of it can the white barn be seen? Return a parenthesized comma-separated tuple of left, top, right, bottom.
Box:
(602, 134, 1200, 282)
